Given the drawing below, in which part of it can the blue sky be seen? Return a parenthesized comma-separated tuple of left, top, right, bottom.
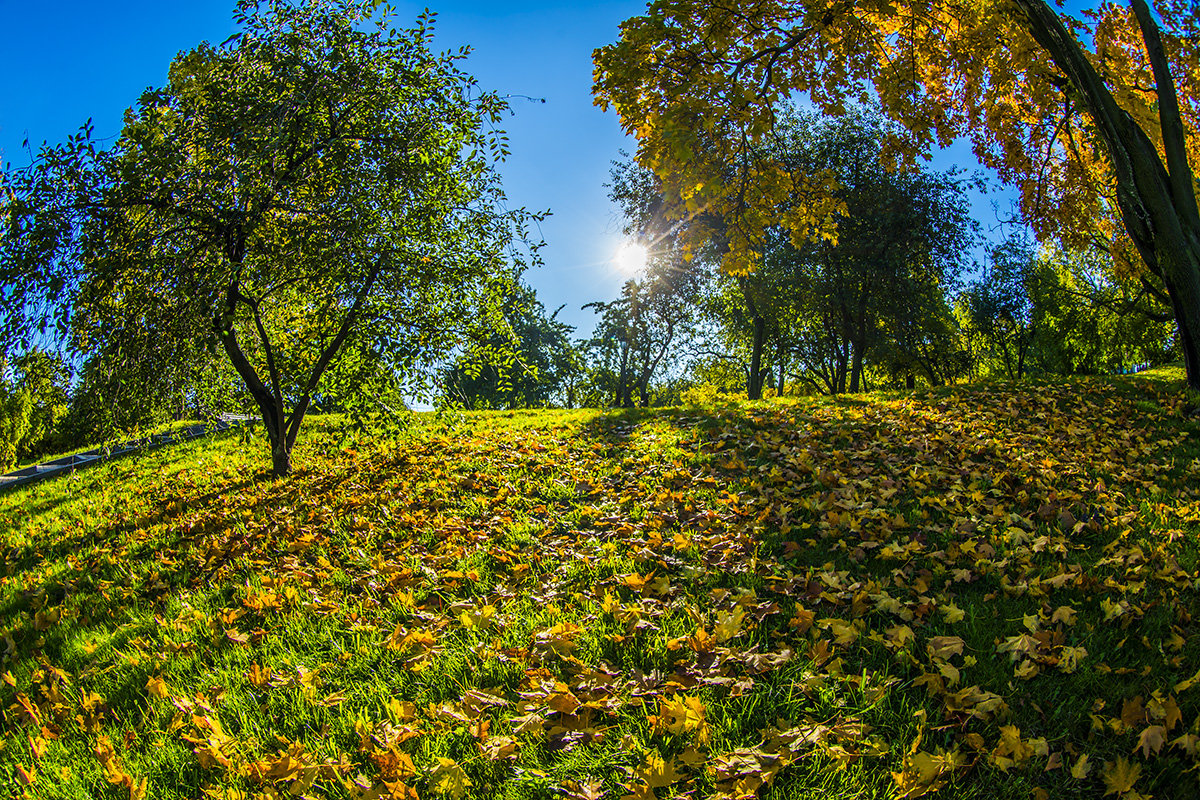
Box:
(0, 1, 1008, 337)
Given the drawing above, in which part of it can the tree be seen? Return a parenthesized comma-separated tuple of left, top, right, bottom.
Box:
(1, 0, 535, 476)
(701, 110, 974, 394)
(444, 282, 579, 409)
(1027, 246, 1177, 375)
(0, 350, 70, 469)
(581, 266, 704, 409)
(968, 234, 1042, 380)
(594, 0, 1200, 387)
(596, 159, 710, 406)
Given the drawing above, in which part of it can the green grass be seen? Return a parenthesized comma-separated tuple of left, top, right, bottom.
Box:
(2, 376, 1199, 799)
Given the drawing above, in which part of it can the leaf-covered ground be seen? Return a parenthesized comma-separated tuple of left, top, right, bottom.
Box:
(2, 372, 1200, 800)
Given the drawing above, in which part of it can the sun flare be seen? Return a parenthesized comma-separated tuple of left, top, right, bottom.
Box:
(615, 241, 647, 274)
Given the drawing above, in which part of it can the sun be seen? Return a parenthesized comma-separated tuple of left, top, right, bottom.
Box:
(615, 241, 648, 274)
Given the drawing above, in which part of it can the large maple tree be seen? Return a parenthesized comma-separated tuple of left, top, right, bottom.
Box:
(593, 0, 1200, 387)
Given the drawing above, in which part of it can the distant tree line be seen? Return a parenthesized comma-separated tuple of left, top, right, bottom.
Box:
(446, 109, 1176, 411)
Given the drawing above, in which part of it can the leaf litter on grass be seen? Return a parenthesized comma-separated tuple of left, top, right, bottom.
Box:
(1, 376, 1200, 799)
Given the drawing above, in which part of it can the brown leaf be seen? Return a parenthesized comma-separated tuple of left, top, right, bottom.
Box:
(1135, 725, 1166, 759)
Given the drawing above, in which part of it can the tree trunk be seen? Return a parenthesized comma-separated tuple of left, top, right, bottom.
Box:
(849, 342, 864, 393)
(270, 431, 292, 476)
(906, 373, 915, 390)
(1013, 0, 1200, 389)
(748, 315, 766, 400)
(616, 340, 633, 407)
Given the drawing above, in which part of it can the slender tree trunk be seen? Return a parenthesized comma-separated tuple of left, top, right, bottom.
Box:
(849, 341, 864, 393)
(906, 373, 915, 390)
(748, 315, 766, 400)
(616, 340, 633, 407)
(777, 346, 786, 396)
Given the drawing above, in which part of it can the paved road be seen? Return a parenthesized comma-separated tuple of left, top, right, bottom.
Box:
(0, 415, 253, 493)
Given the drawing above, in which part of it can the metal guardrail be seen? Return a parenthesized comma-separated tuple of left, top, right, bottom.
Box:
(0, 415, 253, 493)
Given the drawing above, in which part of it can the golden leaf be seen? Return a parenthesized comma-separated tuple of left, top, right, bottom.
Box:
(637, 753, 684, 789)
(428, 757, 472, 799)
(145, 675, 169, 699)
(1101, 757, 1141, 796)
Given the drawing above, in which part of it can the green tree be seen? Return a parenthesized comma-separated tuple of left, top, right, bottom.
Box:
(594, 0, 1200, 388)
(0, 370, 31, 471)
(598, 160, 710, 406)
(445, 282, 579, 409)
(1028, 247, 1176, 376)
(967, 234, 1042, 380)
(705, 110, 975, 394)
(0, 350, 70, 469)
(1, 0, 535, 476)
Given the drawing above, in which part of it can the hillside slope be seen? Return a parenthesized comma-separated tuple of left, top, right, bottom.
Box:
(2, 374, 1199, 799)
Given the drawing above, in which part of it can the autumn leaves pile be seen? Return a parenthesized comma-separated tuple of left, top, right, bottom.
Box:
(1, 374, 1199, 799)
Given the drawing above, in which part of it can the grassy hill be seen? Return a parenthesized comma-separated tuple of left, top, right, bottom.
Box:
(2, 371, 1199, 799)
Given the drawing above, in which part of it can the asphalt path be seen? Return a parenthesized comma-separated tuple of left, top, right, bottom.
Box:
(0, 415, 253, 492)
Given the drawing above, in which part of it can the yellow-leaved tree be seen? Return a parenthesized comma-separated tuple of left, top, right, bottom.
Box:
(593, 0, 1200, 387)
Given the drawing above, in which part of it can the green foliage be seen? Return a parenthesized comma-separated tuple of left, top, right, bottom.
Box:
(0, 378, 31, 471)
(1, 0, 538, 476)
(444, 282, 580, 410)
(0, 350, 70, 468)
(962, 238, 1177, 382)
(703, 109, 975, 395)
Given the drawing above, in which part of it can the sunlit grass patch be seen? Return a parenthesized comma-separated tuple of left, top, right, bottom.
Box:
(2, 375, 1199, 799)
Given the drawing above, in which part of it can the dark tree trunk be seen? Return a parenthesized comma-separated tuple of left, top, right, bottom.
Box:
(849, 342, 864, 393)
(1013, 0, 1200, 389)
(748, 315, 766, 400)
(777, 347, 786, 396)
(266, 410, 292, 477)
(906, 373, 915, 390)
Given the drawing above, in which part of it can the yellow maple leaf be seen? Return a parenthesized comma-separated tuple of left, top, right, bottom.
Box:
(145, 675, 169, 699)
(820, 617, 858, 645)
(637, 753, 684, 789)
(940, 603, 965, 623)
(1173, 667, 1200, 694)
(1070, 753, 1092, 779)
(891, 749, 959, 799)
(1101, 757, 1142, 796)
(460, 605, 496, 631)
(659, 694, 709, 742)
(386, 698, 417, 722)
(789, 605, 814, 633)
(714, 607, 745, 642)
(429, 757, 472, 799)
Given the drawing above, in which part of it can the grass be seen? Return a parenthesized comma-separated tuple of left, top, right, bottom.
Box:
(1, 371, 1199, 799)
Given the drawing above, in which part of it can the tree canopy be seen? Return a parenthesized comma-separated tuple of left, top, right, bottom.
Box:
(1, 0, 537, 475)
(594, 0, 1200, 387)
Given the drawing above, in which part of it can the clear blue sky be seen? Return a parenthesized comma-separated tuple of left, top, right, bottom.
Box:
(0, 1, 1007, 337)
